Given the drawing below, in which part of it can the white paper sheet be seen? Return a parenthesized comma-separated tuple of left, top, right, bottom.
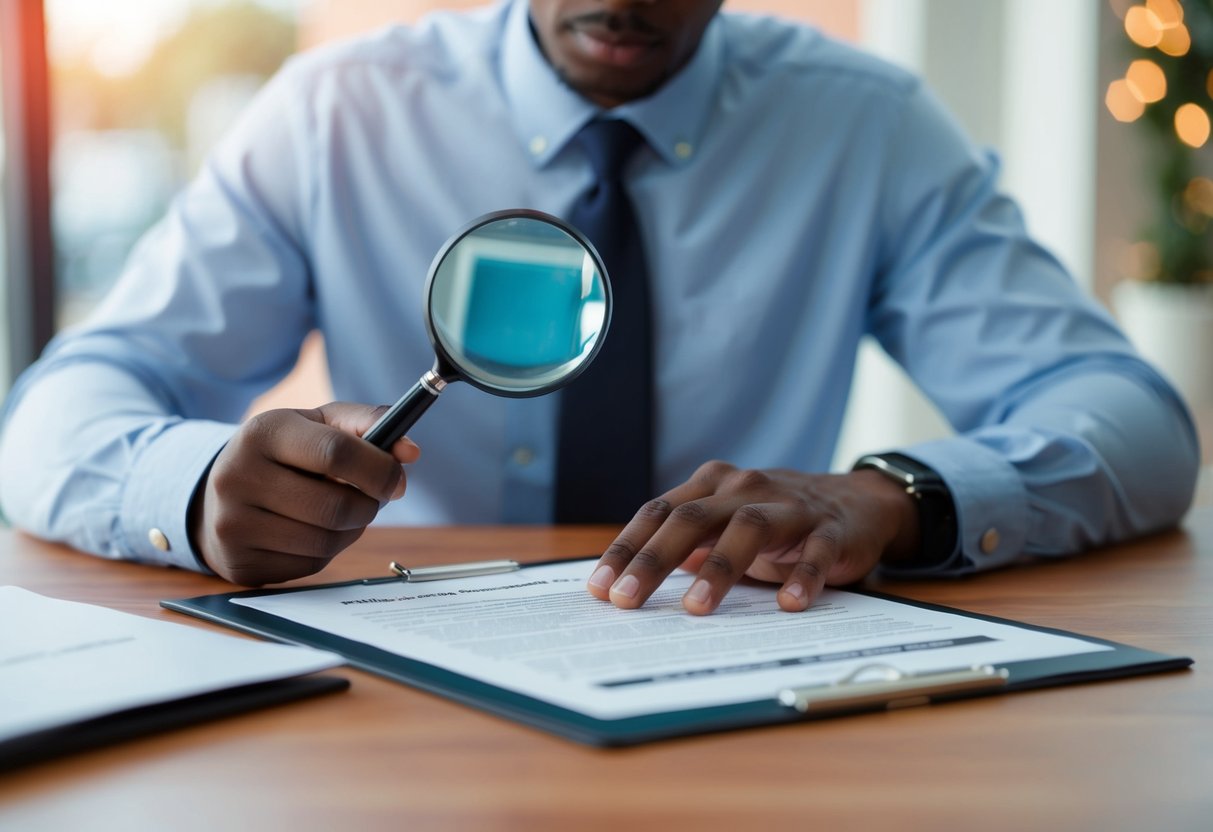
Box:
(232, 560, 1108, 719)
(0, 586, 343, 742)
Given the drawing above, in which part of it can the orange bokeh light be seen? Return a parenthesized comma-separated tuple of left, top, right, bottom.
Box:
(1184, 178, 1213, 217)
(1157, 22, 1191, 56)
(1146, 0, 1183, 28)
(1175, 103, 1211, 148)
(1125, 5, 1164, 47)
(1126, 59, 1167, 103)
(1107, 79, 1146, 122)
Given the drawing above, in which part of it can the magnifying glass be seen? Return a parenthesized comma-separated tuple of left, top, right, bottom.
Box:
(363, 209, 611, 450)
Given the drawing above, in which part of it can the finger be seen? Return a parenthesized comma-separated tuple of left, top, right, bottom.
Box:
(210, 438, 385, 530)
(607, 497, 737, 610)
(319, 402, 422, 464)
(239, 508, 366, 562)
(675, 546, 715, 574)
(681, 503, 782, 615)
(256, 410, 406, 503)
(777, 525, 841, 612)
(206, 511, 364, 586)
(250, 467, 384, 531)
(587, 499, 674, 601)
(216, 544, 344, 587)
(587, 463, 734, 601)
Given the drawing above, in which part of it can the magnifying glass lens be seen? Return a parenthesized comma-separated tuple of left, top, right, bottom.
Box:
(431, 217, 607, 394)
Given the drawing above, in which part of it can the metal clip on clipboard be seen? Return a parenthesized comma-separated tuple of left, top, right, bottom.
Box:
(777, 663, 1009, 715)
(360, 560, 521, 585)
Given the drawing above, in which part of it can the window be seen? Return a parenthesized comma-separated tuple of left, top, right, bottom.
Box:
(1, 0, 55, 393)
(0, 26, 9, 392)
(47, 0, 302, 327)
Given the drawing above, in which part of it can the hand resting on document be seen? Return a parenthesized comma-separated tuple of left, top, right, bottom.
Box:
(586, 462, 921, 616)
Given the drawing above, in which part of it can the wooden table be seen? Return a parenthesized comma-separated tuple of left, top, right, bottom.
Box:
(2, 508, 1212, 831)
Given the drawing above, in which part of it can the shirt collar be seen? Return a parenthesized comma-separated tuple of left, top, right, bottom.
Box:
(500, 0, 723, 168)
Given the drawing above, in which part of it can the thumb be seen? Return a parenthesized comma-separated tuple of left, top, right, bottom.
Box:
(311, 401, 422, 465)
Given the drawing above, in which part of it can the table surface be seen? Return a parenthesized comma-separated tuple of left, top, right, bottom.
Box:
(2, 503, 1212, 832)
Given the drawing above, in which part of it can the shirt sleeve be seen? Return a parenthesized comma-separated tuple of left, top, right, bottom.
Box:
(0, 59, 318, 570)
(866, 80, 1200, 576)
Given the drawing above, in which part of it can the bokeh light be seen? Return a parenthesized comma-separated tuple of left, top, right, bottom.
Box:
(1184, 178, 1213, 217)
(1175, 102, 1211, 148)
(1125, 5, 1164, 47)
(1157, 22, 1191, 57)
(1146, 0, 1183, 28)
(1126, 59, 1167, 102)
(1107, 78, 1146, 121)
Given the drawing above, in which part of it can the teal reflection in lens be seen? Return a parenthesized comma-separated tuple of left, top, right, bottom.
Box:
(462, 258, 584, 369)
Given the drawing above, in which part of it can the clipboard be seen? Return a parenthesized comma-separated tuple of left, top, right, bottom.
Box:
(162, 558, 1193, 747)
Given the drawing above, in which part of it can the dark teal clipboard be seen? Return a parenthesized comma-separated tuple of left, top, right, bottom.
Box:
(161, 562, 1193, 747)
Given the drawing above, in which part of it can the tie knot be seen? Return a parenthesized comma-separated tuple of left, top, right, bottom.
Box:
(577, 119, 646, 182)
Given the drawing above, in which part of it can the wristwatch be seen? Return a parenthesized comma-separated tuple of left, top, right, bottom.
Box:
(852, 452, 958, 567)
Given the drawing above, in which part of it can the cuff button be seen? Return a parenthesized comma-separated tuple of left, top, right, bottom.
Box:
(148, 528, 171, 552)
(979, 528, 1000, 555)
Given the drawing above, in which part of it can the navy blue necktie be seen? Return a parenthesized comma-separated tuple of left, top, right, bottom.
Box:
(555, 119, 653, 523)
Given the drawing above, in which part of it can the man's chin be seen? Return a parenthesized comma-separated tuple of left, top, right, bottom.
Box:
(556, 65, 663, 107)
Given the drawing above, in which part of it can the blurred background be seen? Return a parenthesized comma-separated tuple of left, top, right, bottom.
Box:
(1, 0, 1210, 465)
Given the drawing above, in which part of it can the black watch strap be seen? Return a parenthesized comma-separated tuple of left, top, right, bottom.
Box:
(852, 452, 958, 567)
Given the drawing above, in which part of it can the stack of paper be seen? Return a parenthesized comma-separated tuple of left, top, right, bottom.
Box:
(0, 586, 346, 769)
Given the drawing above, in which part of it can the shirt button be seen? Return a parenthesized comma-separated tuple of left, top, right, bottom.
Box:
(148, 528, 171, 552)
(511, 447, 536, 466)
(980, 528, 1000, 555)
(674, 141, 694, 159)
(529, 135, 547, 156)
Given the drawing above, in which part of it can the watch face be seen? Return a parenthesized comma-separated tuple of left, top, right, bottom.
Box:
(855, 454, 941, 488)
(855, 455, 910, 483)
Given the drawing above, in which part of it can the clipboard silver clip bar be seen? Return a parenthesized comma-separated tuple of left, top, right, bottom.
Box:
(359, 559, 521, 584)
(777, 663, 1009, 714)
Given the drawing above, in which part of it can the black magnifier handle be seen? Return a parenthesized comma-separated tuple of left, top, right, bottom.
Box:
(363, 370, 448, 450)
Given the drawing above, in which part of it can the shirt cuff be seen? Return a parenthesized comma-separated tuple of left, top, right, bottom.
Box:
(887, 437, 1029, 576)
(119, 419, 237, 572)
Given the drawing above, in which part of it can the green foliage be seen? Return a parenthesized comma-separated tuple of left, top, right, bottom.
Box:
(1124, 1, 1213, 284)
(53, 1, 296, 146)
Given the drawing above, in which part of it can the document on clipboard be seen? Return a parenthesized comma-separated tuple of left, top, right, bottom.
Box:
(164, 558, 1192, 746)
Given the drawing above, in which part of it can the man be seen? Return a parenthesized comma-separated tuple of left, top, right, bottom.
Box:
(0, 1, 1199, 614)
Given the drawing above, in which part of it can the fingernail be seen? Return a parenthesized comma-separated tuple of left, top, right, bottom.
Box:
(612, 574, 640, 600)
(588, 564, 615, 592)
(686, 579, 712, 605)
(392, 468, 406, 500)
(781, 583, 808, 609)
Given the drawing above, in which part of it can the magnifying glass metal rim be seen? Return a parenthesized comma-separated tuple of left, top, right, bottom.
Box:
(423, 207, 613, 397)
(362, 208, 612, 451)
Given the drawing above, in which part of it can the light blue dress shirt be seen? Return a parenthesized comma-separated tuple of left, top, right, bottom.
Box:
(0, 0, 1199, 575)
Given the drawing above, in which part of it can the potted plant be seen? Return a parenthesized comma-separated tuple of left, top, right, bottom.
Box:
(1106, 0, 1213, 407)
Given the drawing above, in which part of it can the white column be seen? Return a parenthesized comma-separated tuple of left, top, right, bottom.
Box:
(1000, 0, 1098, 288)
